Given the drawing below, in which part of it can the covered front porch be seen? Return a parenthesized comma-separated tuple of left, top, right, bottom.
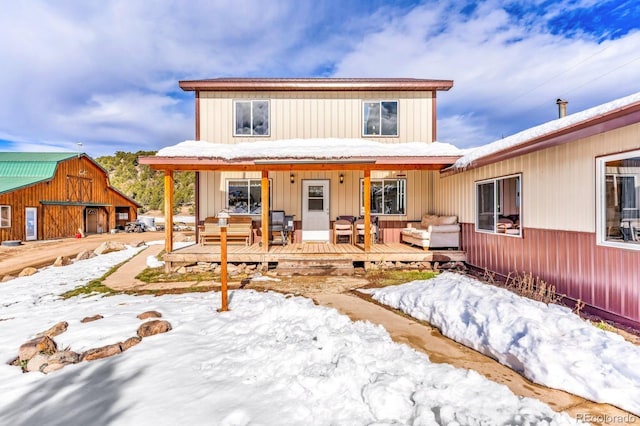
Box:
(138, 138, 466, 272)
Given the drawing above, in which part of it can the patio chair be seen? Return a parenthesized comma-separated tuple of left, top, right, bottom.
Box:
(355, 216, 379, 244)
(333, 219, 354, 244)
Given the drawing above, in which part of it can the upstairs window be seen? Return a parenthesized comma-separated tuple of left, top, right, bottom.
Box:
(597, 150, 640, 249)
(0, 205, 10, 228)
(363, 101, 398, 136)
(476, 175, 521, 236)
(360, 178, 406, 215)
(234, 100, 269, 136)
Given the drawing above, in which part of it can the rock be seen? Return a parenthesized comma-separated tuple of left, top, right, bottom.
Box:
(81, 315, 104, 323)
(93, 241, 126, 256)
(19, 336, 57, 361)
(18, 267, 37, 277)
(48, 350, 81, 365)
(137, 320, 172, 338)
(176, 266, 187, 274)
(137, 311, 162, 320)
(53, 256, 72, 267)
(37, 321, 68, 338)
(1, 275, 16, 282)
(42, 362, 65, 374)
(129, 240, 145, 248)
(75, 250, 93, 261)
(26, 353, 49, 373)
(83, 343, 122, 361)
(120, 336, 142, 351)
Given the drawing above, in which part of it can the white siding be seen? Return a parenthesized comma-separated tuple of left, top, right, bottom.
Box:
(435, 122, 640, 232)
(198, 91, 434, 144)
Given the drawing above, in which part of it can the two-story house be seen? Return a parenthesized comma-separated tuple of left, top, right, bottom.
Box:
(141, 78, 464, 256)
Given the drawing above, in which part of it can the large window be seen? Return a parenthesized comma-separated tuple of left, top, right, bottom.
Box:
(363, 101, 398, 136)
(361, 179, 406, 215)
(475, 175, 521, 236)
(234, 100, 269, 136)
(597, 150, 640, 248)
(227, 179, 270, 215)
(0, 205, 10, 228)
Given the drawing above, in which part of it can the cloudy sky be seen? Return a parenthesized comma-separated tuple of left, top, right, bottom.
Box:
(0, 0, 638, 156)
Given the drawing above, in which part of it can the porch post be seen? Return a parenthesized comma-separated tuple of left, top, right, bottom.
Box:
(261, 170, 269, 252)
(164, 170, 174, 254)
(364, 169, 371, 252)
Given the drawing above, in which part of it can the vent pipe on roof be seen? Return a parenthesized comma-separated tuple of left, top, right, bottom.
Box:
(556, 98, 568, 118)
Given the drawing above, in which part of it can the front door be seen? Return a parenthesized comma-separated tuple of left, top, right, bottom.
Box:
(25, 207, 37, 241)
(302, 180, 330, 242)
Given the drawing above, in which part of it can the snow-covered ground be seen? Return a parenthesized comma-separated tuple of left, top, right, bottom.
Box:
(363, 272, 640, 416)
(0, 248, 580, 425)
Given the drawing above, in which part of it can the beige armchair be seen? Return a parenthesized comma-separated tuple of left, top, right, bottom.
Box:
(333, 219, 354, 244)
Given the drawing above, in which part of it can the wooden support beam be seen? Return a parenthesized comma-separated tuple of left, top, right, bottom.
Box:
(364, 170, 371, 252)
(220, 226, 228, 311)
(164, 170, 174, 254)
(261, 170, 269, 253)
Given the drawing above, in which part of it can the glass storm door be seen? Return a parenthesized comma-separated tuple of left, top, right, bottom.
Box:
(25, 207, 37, 241)
(302, 180, 330, 242)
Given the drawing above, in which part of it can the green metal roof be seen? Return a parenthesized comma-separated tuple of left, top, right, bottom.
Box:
(0, 152, 78, 194)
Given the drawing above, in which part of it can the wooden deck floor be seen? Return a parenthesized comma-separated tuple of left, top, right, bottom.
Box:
(164, 241, 466, 267)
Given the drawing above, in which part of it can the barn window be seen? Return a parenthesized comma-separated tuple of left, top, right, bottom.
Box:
(597, 149, 640, 249)
(234, 100, 269, 136)
(475, 174, 521, 236)
(363, 101, 398, 136)
(0, 205, 10, 228)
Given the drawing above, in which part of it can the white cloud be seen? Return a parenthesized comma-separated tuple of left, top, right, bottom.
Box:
(332, 0, 640, 147)
(0, 0, 321, 156)
(0, 0, 638, 154)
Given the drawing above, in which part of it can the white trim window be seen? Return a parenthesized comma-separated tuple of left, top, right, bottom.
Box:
(234, 100, 269, 136)
(0, 205, 10, 228)
(360, 178, 406, 215)
(363, 101, 398, 136)
(475, 174, 521, 236)
(226, 179, 270, 215)
(596, 149, 640, 249)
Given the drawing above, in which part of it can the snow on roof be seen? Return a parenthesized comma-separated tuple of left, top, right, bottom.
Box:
(156, 138, 464, 160)
(454, 91, 640, 169)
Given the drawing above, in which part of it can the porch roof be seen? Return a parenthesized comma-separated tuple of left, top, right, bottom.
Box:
(139, 138, 464, 171)
(447, 91, 640, 173)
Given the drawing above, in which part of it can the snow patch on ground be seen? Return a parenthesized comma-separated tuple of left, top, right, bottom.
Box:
(0, 252, 579, 425)
(363, 271, 640, 415)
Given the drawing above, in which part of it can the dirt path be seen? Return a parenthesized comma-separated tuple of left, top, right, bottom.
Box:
(0, 231, 177, 277)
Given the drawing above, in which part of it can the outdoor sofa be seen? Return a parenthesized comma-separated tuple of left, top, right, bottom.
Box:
(401, 214, 460, 250)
